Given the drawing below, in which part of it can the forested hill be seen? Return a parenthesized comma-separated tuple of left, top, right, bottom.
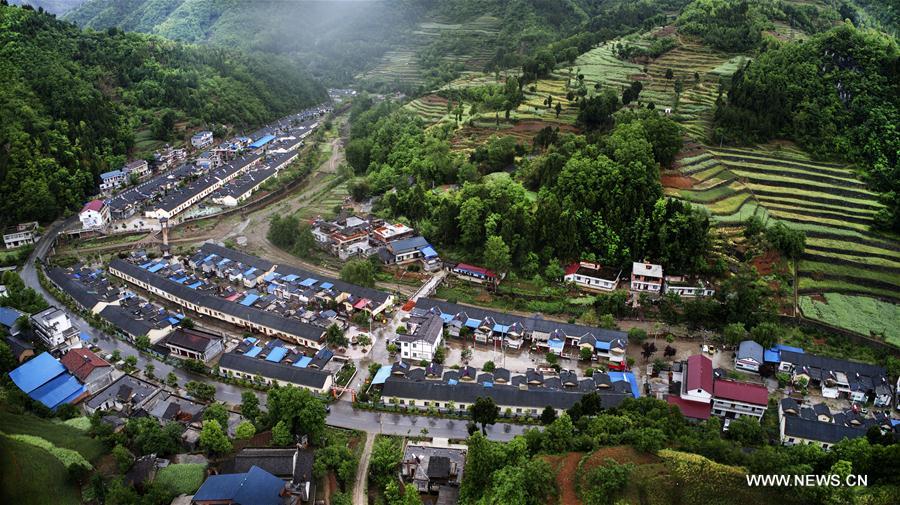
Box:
(9, 0, 86, 14)
(0, 3, 326, 226)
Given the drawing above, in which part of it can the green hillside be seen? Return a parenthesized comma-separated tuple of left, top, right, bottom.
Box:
(0, 3, 325, 227)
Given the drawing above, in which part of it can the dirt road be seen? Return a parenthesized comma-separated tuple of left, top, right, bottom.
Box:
(353, 432, 376, 505)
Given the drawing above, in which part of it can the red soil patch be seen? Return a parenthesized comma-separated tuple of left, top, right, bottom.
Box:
(420, 94, 448, 106)
(661, 174, 695, 189)
(583, 446, 659, 470)
(543, 452, 584, 505)
(653, 25, 678, 38)
(809, 293, 827, 303)
(510, 120, 579, 134)
(751, 249, 783, 276)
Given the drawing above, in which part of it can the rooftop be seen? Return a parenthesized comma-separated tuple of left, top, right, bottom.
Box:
(631, 262, 663, 278)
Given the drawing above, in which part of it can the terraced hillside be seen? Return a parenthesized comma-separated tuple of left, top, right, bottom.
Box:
(357, 15, 501, 89)
(665, 143, 900, 338)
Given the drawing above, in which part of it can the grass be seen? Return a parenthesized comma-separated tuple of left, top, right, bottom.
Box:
(0, 409, 106, 462)
(800, 293, 900, 345)
(154, 463, 207, 495)
(0, 435, 81, 505)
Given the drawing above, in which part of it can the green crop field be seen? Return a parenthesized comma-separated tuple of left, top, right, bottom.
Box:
(155, 463, 207, 495)
(0, 435, 81, 505)
(800, 294, 900, 346)
(0, 409, 105, 462)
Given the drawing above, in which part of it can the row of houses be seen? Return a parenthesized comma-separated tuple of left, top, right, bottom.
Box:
(374, 361, 639, 418)
(564, 260, 715, 297)
(735, 340, 892, 407)
(778, 398, 894, 450)
(408, 298, 629, 365)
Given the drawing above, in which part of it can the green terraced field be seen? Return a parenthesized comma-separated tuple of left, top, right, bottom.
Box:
(800, 294, 900, 345)
(666, 142, 900, 338)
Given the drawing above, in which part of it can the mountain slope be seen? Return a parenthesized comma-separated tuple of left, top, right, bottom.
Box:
(0, 3, 325, 226)
(9, 0, 87, 14)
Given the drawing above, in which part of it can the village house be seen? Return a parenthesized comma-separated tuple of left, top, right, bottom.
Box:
(191, 130, 214, 149)
(378, 236, 441, 271)
(217, 352, 333, 395)
(450, 263, 500, 285)
(668, 354, 770, 422)
(164, 327, 225, 363)
(630, 262, 663, 293)
(735, 340, 765, 373)
(9, 352, 89, 410)
(99, 169, 127, 191)
(31, 306, 82, 353)
(401, 443, 466, 504)
(79, 199, 111, 230)
(372, 222, 415, 243)
(123, 159, 151, 180)
(711, 379, 769, 420)
(395, 313, 445, 362)
(5, 335, 35, 363)
(0, 306, 27, 337)
(777, 398, 875, 450)
(60, 348, 114, 394)
(564, 261, 621, 292)
(84, 374, 160, 415)
(663, 275, 715, 297)
(778, 350, 891, 406)
(218, 446, 317, 505)
(3, 222, 38, 249)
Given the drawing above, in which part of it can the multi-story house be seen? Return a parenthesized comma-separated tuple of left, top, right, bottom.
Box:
(630, 262, 663, 293)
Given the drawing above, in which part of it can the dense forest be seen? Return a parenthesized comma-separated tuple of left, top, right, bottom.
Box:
(713, 23, 900, 230)
(0, 2, 324, 226)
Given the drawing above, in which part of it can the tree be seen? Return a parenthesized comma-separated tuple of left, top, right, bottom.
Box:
(582, 459, 633, 505)
(126, 417, 182, 456)
(144, 363, 155, 380)
(0, 341, 16, 374)
(112, 444, 134, 473)
(483, 235, 511, 276)
(555, 102, 562, 118)
(180, 318, 195, 329)
(722, 323, 747, 347)
(235, 420, 256, 440)
(540, 406, 558, 425)
(200, 420, 232, 456)
(580, 347, 594, 361)
(326, 324, 349, 347)
(665, 68, 674, 81)
(340, 259, 376, 288)
(599, 314, 617, 330)
(749, 322, 782, 349)
(185, 381, 216, 403)
(482, 361, 496, 372)
(544, 261, 565, 282)
(627, 327, 648, 344)
(369, 436, 403, 490)
(641, 342, 657, 361)
(271, 420, 292, 446)
(203, 403, 229, 430)
(765, 221, 806, 259)
(664, 345, 677, 358)
(135, 334, 150, 350)
(385, 480, 423, 505)
(470, 397, 500, 435)
(727, 416, 764, 446)
(166, 372, 178, 388)
(240, 391, 260, 424)
(267, 386, 327, 442)
(543, 414, 575, 453)
(123, 355, 137, 373)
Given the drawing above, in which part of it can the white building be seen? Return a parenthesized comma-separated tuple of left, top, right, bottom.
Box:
(191, 131, 214, 149)
(711, 379, 769, 420)
(123, 159, 150, 180)
(31, 306, 81, 352)
(99, 170, 127, 191)
(3, 222, 38, 249)
(79, 200, 110, 230)
(630, 262, 663, 293)
(564, 261, 621, 292)
(664, 275, 715, 297)
(396, 314, 444, 362)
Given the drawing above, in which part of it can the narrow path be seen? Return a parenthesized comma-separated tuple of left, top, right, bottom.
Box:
(353, 432, 376, 505)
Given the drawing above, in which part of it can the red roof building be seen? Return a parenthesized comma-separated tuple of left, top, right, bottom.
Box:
(683, 354, 713, 401)
(80, 199, 106, 213)
(713, 379, 769, 406)
(667, 395, 711, 420)
(60, 348, 113, 393)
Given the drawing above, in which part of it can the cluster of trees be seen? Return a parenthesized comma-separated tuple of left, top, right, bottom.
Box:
(614, 35, 678, 61)
(457, 396, 900, 505)
(714, 24, 900, 230)
(676, 0, 777, 52)
(267, 215, 317, 258)
(0, 3, 325, 227)
(0, 271, 49, 314)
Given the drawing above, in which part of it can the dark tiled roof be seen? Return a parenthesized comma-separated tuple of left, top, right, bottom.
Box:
(166, 327, 221, 353)
(219, 353, 330, 389)
(783, 416, 866, 444)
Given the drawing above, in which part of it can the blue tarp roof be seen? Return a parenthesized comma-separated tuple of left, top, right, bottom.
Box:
(448, 379, 458, 385)
(245, 337, 258, 344)
(193, 465, 284, 505)
(30, 373, 84, 409)
(0, 306, 27, 328)
(202, 254, 216, 263)
(80, 332, 92, 342)
(244, 346, 262, 358)
(265, 347, 288, 363)
(187, 281, 203, 289)
(300, 278, 318, 287)
(548, 338, 564, 351)
(421, 246, 438, 258)
(250, 135, 276, 149)
(140, 262, 153, 269)
(763, 350, 780, 363)
(439, 313, 454, 323)
(483, 382, 493, 388)
(147, 263, 166, 273)
(320, 282, 334, 290)
(293, 356, 313, 369)
(240, 293, 260, 306)
(775, 344, 804, 353)
(371, 365, 392, 385)
(609, 371, 640, 398)
(465, 318, 481, 329)
(492, 324, 509, 334)
(595, 340, 611, 350)
(9, 352, 66, 394)
(217, 258, 231, 266)
(263, 272, 279, 282)
(282, 274, 299, 282)
(167, 317, 181, 325)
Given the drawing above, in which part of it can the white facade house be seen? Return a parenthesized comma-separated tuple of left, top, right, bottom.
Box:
(99, 170, 127, 191)
(663, 275, 715, 297)
(79, 200, 110, 230)
(31, 306, 81, 352)
(564, 261, 621, 292)
(123, 159, 150, 180)
(711, 379, 769, 420)
(397, 314, 444, 362)
(630, 262, 663, 293)
(3, 222, 38, 249)
(191, 130, 214, 149)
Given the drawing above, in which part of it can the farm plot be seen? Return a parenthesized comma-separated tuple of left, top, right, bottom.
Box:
(800, 293, 900, 345)
(664, 142, 900, 338)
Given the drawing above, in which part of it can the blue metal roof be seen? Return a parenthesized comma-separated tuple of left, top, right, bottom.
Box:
(147, 263, 166, 273)
(421, 245, 438, 258)
(492, 324, 509, 334)
(448, 379, 458, 385)
(293, 356, 313, 368)
(548, 338, 564, 351)
(249, 135, 276, 149)
(464, 318, 481, 329)
(0, 306, 27, 329)
(371, 364, 392, 385)
(244, 346, 262, 358)
(243, 267, 257, 277)
(100, 170, 125, 180)
(265, 347, 288, 363)
(167, 317, 181, 325)
(320, 282, 334, 290)
(282, 274, 299, 282)
(595, 340, 611, 350)
(9, 352, 66, 394)
(775, 344, 804, 353)
(217, 258, 231, 266)
(187, 281, 203, 289)
(608, 371, 640, 398)
(764, 350, 781, 363)
(300, 278, 318, 287)
(30, 373, 84, 409)
(439, 313, 454, 323)
(80, 332, 92, 342)
(240, 293, 260, 306)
